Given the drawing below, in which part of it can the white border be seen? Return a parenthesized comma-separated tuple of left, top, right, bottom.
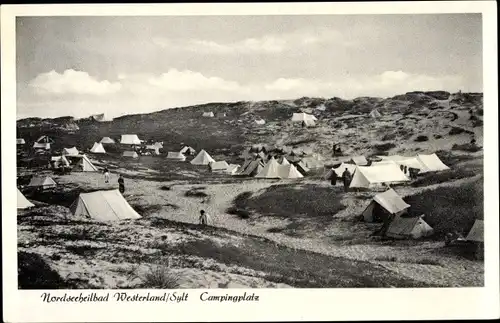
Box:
(2, 2, 499, 322)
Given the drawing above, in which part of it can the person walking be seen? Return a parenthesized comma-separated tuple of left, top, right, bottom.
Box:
(103, 167, 110, 183)
(342, 168, 351, 192)
(199, 210, 211, 226)
(118, 174, 125, 194)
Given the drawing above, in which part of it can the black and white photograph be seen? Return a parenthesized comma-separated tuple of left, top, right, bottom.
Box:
(2, 2, 499, 322)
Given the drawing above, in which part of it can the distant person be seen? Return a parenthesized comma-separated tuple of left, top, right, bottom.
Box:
(342, 168, 351, 192)
(400, 164, 404, 172)
(118, 174, 125, 194)
(103, 167, 110, 183)
(403, 166, 408, 175)
(199, 210, 211, 226)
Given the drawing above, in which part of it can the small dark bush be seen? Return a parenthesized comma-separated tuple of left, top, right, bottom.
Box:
(184, 189, 208, 198)
(414, 135, 429, 142)
(381, 133, 397, 141)
(131, 204, 163, 216)
(434, 134, 443, 139)
(374, 142, 396, 152)
(160, 185, 171, 191)
(226, 206, 251, 219)
(18, 251, 73, 289)
(449, 127, 473, 136)
(140, 261, 180, 289)
(452, 143, 482, 153)
(472, 119, 483, 127)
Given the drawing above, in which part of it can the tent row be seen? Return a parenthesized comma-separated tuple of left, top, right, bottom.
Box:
(50, 154, 99, 172)
(237, 156, 303, 179)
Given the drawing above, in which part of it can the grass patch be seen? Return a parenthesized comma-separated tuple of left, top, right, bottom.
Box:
(226, 206, 251, 219)
(405, 178, 483, 236)
(18, 251, 75, 289)
(374, 255, 444, 266)
(374, 142, 396, 152)
(184, 188, 209, 198)
(452, 143, 482, 153)
(139, 259, 180, 289)
(414, 135, 429, 142)
(411, 169, 477, 187)
(160, 185, 171, 191)
(131, 204, 163, 216)
(66, 245, 105, 257)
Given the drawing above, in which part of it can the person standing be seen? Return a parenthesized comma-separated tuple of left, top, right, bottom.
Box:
(199, 210, 211, 226)
(103, 167, 110, 183)
(330, 172, 337, 186)
(118, 174, 125, 194)
(342, 168, 351, 192)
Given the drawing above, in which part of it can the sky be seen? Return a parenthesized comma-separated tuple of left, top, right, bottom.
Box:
(16, 14, 483, 119)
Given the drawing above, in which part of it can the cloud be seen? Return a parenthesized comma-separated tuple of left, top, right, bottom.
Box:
(153, 28, 346, 55)
(29, 69, 121, 95)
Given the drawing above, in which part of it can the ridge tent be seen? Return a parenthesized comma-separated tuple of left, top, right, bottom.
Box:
(17, 138, 26, 145)
(210, 161, 230, 172)
(167, 151, 186, 161)
(28, 176, 57, 189)
(278, 164, 304, 179)
(202, 112, 215, 117)
(180, 146, 196, 155)
(255, 157, 282, 179)
(70, 189, 142, 221)
(302, 119, 316, 127)
(239, 159, 253, 173)
(145, 145, 161, 155)
(280, 157, 290, 166)
(100, 137, 116, 144)
(257, 151, 267, 160)
(62, 147, 79, 156)
(90, 142, 106, 154)
(291, 112, 317, 122)
(416, 153, 450, 173)
(386, 215, 434, 239)
(348, 156, 368, 166)
(120, 134, 141, 145)
(50, 155, 70, 169)
(17, 189, 35, 209)
(465, 220, 483, 242)
(66, 155, 99, 171)
(295, 161, 310, 175)
(240, 160, 264, 176)
(333, 162, 357, 178)
(362, 189, 410, 222)
(225, 164, 241, 175)
(33, 142, 50, 150)
(349, 164, 409, 189)
(36, 135, 53, 143)
(369, 109, 382, 118)
(122, 151, 139, 158)
(190, 149, 215, 165)
(255, 119, 266, 125)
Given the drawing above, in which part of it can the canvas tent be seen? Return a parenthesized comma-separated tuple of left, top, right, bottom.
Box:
(28, 176, 57, 189)
(416, 153, 450, 173)
(240, 160, 264, 176)
(33, 142, 50, 150)
(90, 142, 106, 154)
(17, 138, 26, 145)
(210, 161, 230, 172)
(362, 189, 410, 222)
(145, 145, 161, 155)
(255, 157, 282, 179)
(122, 151, 139, 158)
(349, 164, 409, 189)
(51, 155, 70, 169)
(295, 161, 310, 175)
(291, 112, 317, 122)
(369, 109, 382, 118)
(70, 189, 142, 222)
(224, 164, 241, 175)
(348, 156, 369, 166)
(280, 157, 290, 166)
(465, 220, 483, 242)
(190, 149, 215, 165)
(166, 152, 186, 161)
(302, 119, 316, 127)
(17, 189, 35, 209)
(36, 135, 53, 143)
(180, 146, 196, 155)
(100, 137, 116, 144)
(65, 155, 99, 171)
(332, 162, 357, 178)
(278, 164, 304, 179)
(202, 112, 215, 117)
(255, 119, 266, 125)
(120, 134, 141, 145)
(62, 147, 79, 156)
(386, 215, 434, 239)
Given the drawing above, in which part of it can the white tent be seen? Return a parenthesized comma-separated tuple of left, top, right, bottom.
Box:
(190, 149, 215, 165)
(369, 109, 382, 118)
(386, 215, 434, 239)
(465, 220, 483, 242)
(167, 152, 186, 161)
(17, 189, 34, 209)
(302, 119, 316, 127)
(348, 156, 368, 166)
(90, 142, 106, 154)
(416, 153, 450, 173)
(332, 162, 357, 178)
(65, 154, 99, 172)
(240, 160, 264, 176)
(180, 146, 196, 155)
(210, 161, 230, 172)
(202, 112, 215, 117)
(70, 189, 142, 221)
(100, 137, 116, 144)
(122, 151, 139, 158)
(51, 155, 70, 169)
(362, 189, 410, 222)
(255, 119, 266, 125)
(17, 138, 26, 145)
(350, 164, 409, 189)
(62, 147, 79, 156)
(224, 164, 241, 175)
(33, 142, 50, 150)
(36, 135, 53, 143)
(278, 164, 304, 179)
(255, 157, 282, 179)
(28, 176, 57, 189)
(145, 145, 161, 155)
(291, 112, 317, 122)
(280, 157, 290, 165)
(120, 134, 142, 145)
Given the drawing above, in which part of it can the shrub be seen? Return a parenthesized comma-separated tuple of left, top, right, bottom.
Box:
(160, 185, 171, 191)
(226, 206, 251, 219)
(452, 143, 481, 153)
(381, 133, 397, 141)
(434, 134, 443, 139)
(449, 127, 472, 136)
(411, 169, 477, 187)
(471, 118, 483, 127)
(414, 135, 429, 142)
(131, 204, 163, 216)
(140, 260, 180, 289)
(184, 189, 208, 198)
(374, 142, 396, 152)
(18, 251, 72, 289)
